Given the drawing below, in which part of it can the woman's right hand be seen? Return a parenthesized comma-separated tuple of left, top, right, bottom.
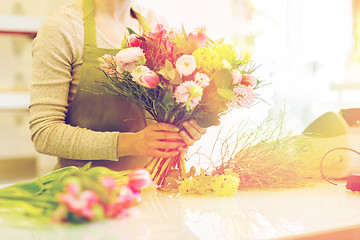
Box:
(117, 122, 186, 158)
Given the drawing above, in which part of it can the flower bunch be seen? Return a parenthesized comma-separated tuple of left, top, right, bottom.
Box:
(0, 164, 151, 225)
(98, 23, 261, 186)
(52, 169, 151, 223)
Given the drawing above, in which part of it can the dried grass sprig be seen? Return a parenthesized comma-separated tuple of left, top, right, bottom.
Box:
(200, 117, 322, 189)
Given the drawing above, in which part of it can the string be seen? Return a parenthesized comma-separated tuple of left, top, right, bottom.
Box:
(320, 147, 360, 186)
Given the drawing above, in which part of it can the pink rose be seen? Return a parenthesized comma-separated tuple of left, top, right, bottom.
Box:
(231, 69, 242, 85)
(138, 70, 159, 88)
(176, 55, 196, 76)
(128, 169, 152, 191)
(126, 34, 140, 47)
(241, 74, 257, 87)
(115, 47, 145, 72)
(194, 72, 210, 88)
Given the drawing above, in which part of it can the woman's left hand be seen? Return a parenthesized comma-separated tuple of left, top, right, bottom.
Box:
(178, 120, 207, 153)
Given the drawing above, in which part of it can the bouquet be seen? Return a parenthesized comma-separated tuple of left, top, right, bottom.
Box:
(0, 163, 151, 226)
(98, 24, 261, 186)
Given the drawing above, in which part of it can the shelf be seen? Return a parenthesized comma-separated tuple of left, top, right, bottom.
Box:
(0, 91, 30, 111)
(0, 14, 43, 38)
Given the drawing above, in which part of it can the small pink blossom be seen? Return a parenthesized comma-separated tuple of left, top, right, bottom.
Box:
(126, 34, 140, 47)
(58, 189, 100, 219)
(231, 69, 242, 85)
(104, 185, 138, 218)
(98, 54, 118, 77)
(228, 86, 257, 108)
(189, 30, 208, 48)
(241, 74, 257, 87)
(174, 81, 203, 109)
(194, 72, 210, 88)
(65, 181, 81, 196)
(138, 70, 159, 88)
(100, 176, 116, 191)
(147, 24, 167, 41)
(128, 169, 152, 191)
(115, 47, 145, 72)
(176, 55, 196, 76)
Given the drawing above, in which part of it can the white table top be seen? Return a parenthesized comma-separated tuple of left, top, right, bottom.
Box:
(1, 182, 360, 240)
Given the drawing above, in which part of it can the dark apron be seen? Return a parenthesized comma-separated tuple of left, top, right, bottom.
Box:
(58, 0, 150, 171)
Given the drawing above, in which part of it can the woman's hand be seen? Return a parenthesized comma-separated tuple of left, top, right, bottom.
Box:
(117, 122, 186, 158)
(178, 120, 207, 153)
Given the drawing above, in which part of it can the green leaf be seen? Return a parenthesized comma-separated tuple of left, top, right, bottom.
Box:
(174, 35, 189, 53)
(213, 68, 232, 89)
(217, 88, 236, 99)
(182, 24, 187, 38)
(214, 38, 225, 45)
(195, 111, 219, 128)
(169, 71, 182, 85)
(126, 27, 136, 35)
(165, 59, 173, 70)
(188, 37, 199, 52)
(158, 68, 173, 80)
(162, 92, 174, 107)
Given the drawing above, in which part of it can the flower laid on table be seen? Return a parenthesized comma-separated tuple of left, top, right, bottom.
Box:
(98, 23, 261, 187)
(0, 164, 151, 226)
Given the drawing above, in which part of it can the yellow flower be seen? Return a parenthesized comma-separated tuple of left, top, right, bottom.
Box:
(192, 48, 222, 74)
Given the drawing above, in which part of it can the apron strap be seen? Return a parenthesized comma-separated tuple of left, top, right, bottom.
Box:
(82, 0, 152, 47)
(83, 0, 97, 47)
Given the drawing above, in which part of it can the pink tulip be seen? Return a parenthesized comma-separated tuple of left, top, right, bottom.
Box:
(104, 185, 137, 218)
(241, 74, 257, 87)
(138, 70, 159, 88)
(100, 176, 116, 191)
(231, 69, 242, 85)
(126, 34, 140, 47)
(128, 169, 152, 191)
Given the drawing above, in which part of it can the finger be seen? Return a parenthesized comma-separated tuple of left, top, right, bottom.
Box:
(150, 122, 180, 132)
(178, 146, 189, 154)
(154, 140, 185, 150)
(180, 130, 195, 147)
(182, 121, 201, 141)
(152, 131, 183, 141)
(189, 120, 207, 135)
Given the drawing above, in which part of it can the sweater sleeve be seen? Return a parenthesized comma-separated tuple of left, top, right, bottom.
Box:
(29, 7, 119, 161)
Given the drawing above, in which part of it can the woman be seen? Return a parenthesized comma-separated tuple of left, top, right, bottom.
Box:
(29, 0, 207, 171)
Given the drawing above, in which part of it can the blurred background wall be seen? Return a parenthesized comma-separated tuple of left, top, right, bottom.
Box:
(0, 0, 359, 182)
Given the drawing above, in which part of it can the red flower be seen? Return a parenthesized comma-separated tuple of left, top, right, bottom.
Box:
(126, 34, 141, 47)
(128, 169, 152, 191)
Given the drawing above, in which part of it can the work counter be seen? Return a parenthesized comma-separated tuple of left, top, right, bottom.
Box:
(1, 182, 360, 240)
